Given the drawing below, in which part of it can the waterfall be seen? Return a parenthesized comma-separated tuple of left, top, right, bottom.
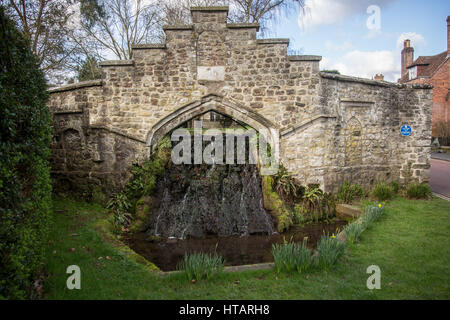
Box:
(146, 163, 274, 239)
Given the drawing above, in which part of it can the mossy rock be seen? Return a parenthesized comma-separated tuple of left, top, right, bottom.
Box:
(261, 176, 293, 232)
(129, 196, 156, 233)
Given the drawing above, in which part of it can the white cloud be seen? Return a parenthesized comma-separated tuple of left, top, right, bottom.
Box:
(322, 50, 400, 82)
(396, 32, 426, 50)
(298, 0, 396, 32)
(320, 32, 426, 82)
(325, 40, 353, 51)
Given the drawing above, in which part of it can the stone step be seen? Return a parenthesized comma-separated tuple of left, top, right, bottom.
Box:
(336, 204, 362, 219)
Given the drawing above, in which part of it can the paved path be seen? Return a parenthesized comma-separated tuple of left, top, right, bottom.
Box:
(431, 152, 450, 162)
(430, 158, 450, 198)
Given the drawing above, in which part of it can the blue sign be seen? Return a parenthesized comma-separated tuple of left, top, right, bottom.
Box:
(401, 125, 412, 136)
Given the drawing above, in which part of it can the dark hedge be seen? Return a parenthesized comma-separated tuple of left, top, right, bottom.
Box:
(0, 7, 52, 299)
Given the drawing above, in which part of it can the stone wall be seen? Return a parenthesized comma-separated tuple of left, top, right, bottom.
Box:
(47, 6, 432, 195)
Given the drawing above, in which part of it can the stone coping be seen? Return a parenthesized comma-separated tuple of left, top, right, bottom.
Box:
(99, 59, 134, 67)
(257, 38, 290, 45)
(159, 262, 275, 276)
(320, 72, 433, 89)
(131, 43, 166, 50)
(48, 79, 103, 93)
(190, 6, 229, 12)
(281, 114, 337, 137)
(227, 23, 260, 31)
(288, 55, 322, 62)
(163, 24, 194, 31)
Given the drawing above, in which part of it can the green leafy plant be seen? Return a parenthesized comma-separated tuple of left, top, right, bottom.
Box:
(361, 204, 384, 228)
(371, 182, 395, 201)
(343, 220, 365, 244)
(302, 185, 324, 222)
(406, 183, 432, 199)
(107, 193, 133, 233)
(316, 234, 346, 270)
(177, 250, 225, 281)
(273, 166, 299, 199)
(272, 238, 312, 274)
(337, 182, 364, 204)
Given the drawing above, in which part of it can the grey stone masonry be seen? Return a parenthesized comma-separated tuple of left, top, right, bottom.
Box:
(47, 6, 432, 195)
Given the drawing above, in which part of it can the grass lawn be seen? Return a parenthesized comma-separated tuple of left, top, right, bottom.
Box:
(43, 196, 450, 299)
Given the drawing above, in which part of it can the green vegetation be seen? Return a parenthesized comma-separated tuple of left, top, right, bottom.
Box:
(262, 175, 293, 232)
(273, 166, 301, 199)
(406, 183, 432, 199)
(343, 204, 385, 244)
(263, 166, 337, 232)
(316, 234, 346, 271)
(177, 251, 225, 281)
(343, 220, 365, 244)
(272, 238, 312, 274)
(371, 182, 395, 201)
(106, 136, 171, 234)
(361, 205, 384, 228)
(337, 182, 364, 204)
(0, 9, 53, 299)
(43, 196, 450, 299)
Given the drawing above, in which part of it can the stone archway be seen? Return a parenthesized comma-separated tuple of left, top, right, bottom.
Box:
(146, 94, 280, 152)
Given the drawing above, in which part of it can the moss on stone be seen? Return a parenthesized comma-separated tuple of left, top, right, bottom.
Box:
(92, 217, 159, 272)
(261, 176, 294, 232)
(129, 196, 155, 233)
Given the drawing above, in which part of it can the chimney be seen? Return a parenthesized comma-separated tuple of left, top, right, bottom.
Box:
(401, 39, 414, 78)
(374, 74, 384, 81)
(447, 16, 450, 56)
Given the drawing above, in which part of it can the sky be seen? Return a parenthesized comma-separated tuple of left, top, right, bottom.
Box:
(267, 0, 450, 82)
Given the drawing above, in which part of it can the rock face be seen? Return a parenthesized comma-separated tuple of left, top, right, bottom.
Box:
(147, 163, 274, 239)
(47, 6, 432, 196)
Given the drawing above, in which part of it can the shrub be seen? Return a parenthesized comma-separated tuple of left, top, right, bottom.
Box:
(389, 181, 400, 194)
(337, 182, 364, 204)
(343, 221, 365, 244)
(0, 9, 53, 299)
(272, 239, 312, 274)
(316, 234, 346, 270)
(406, 183, 432, 199)
(177, 251, 225, 281)
(371, 182, 395, 201)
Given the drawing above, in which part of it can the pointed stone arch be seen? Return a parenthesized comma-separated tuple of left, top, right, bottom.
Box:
(146, 94, 279, 151)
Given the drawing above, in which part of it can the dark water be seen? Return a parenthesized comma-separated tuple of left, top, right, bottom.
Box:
(125, 220, 347, 271)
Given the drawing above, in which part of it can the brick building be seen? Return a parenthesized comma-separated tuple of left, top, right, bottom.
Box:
(399, 16, 450, 142)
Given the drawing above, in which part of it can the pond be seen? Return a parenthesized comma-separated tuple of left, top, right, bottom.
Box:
(124, 219, 347, 271)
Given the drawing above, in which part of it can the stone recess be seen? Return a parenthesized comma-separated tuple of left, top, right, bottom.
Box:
(47, 6, 432, 194)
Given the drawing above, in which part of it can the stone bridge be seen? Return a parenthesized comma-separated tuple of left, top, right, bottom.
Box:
(47, 6, 433, 195)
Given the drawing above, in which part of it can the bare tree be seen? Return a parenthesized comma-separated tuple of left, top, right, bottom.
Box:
(3, 0, 81, 75)
(229, 0, 304, 30)
(161, 0, 226, 25)
(78, 0, 162, 60)
(161, 0, 304, 33)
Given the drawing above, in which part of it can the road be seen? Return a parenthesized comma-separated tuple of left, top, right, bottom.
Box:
(430, 158, 450, 198)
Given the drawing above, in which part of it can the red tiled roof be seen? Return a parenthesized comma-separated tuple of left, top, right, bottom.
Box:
(408, 51, 448, 78)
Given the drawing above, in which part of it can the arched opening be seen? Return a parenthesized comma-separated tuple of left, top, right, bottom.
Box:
(146, 95, 279, 154)
(130, 96, 281, 241)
